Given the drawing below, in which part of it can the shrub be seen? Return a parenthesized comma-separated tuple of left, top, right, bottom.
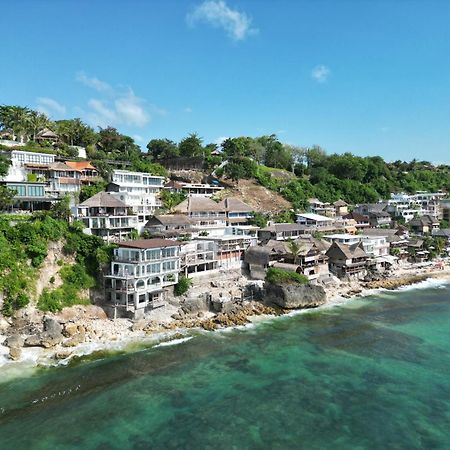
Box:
(174, 276, 192, 296)
(266, 268, 308, 285)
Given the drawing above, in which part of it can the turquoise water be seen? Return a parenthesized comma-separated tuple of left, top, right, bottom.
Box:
(1, 283, 450, 449)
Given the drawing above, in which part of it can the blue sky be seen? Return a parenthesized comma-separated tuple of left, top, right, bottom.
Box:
(2, 0, 450, 163)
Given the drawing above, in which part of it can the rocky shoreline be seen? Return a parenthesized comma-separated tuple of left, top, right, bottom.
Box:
(1, 266, 450, 368)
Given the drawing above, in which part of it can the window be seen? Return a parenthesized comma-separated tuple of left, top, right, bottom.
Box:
(162, 247, 176, 258)
(146, 263, 160, 274)
(163, 260, 176, 271)
(146, 249, 160, 260)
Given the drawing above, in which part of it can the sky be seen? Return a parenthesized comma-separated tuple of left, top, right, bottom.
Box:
(1, 0, 450, 163)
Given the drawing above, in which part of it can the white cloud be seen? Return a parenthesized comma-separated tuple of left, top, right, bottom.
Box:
(115, 92, 150, 127)
(311, 65, 331, 83)
(187, 1, 257, 41)
(75, 72, 160, 128)
(132, 134, 144, 143)
(76, 71, 112, 92)
(36, 97, 66, 117)
(215, 136, 228, 145)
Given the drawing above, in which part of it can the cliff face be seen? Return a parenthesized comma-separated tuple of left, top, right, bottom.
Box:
(264, 282, 327, 309)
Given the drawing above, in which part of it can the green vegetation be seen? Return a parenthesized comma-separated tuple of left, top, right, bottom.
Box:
(37, 263, 95, 313)
(160, 190, 186, 212)
(174, 275, 192, 296)
(0, 212, 113, 316)
(266, 268, 309, 286)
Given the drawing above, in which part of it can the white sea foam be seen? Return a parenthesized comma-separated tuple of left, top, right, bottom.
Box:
(154, 336, 193, 347)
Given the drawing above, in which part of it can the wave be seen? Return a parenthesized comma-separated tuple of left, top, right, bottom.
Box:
(154, 336, 193, 348)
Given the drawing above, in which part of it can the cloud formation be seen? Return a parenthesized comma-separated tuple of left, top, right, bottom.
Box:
(36, 97, 66, 117)
(311, 65, 331, 83)
(187, 1, 257, 41)
(76, 71, 112, 92)
(76, 73, 155, 128)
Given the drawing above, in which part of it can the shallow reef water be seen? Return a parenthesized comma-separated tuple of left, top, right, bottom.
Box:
(1, 282, 450, 449)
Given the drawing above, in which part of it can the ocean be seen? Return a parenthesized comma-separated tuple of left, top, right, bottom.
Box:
(1, 281, 450, 449)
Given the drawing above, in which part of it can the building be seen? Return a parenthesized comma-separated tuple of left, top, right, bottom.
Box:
(65, 161, 99, 185)
(343, 212, 370, 230)
(334, 200, 349, 216)
(76, 191, 139, 241)
(48, 162, 82, 196)
(164, 180, 224, 197)
(258, 223, 309, 242)
(368, 211, 392, 228)
(323, 233, 389, 258)
(0, 180, 57, 211)
(353, 203, 387, 216)
(307, 198, 336, 217)
(217, 197, 253, 226)
(104, 239, 180, 318)
(325, 242, 368, 278)
(144, 214, 196, 239)
(106, 170, 165, 227)
(440, 199, 450, 222)
(174, 197, 227, 234)
(409, 215, 440, 235)
(35, 128, 59, 144)
(295, 212, 335, 229)
(197, 232, 256, 269)
(1, 150, 56, 182)
(179, 240, 218, 277)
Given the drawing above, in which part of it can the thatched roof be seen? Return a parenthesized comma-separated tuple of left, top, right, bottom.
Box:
(272, 262, 301, 272)
(79, 191, 127, 208)
(36, 128, 58, 139)
(326, 241, 367, 260)
(244, 246, 271, 265)
(175, 197, 224, 213)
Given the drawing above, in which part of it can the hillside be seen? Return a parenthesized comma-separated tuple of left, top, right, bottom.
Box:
(215, 178, 292, 214)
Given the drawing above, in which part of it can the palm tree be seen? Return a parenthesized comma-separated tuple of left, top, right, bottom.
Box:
(0, 105, 32, 142)
(286, 239, 303, 265)
(27, 111, 51, 141)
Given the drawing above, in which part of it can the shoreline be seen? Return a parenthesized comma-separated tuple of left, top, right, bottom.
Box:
(1, 265, 450, 375)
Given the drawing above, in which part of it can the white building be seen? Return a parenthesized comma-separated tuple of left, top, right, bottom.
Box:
(296, 212, 335, 229)
(104, 239, 180, 318)
(323, 233, 389, 257)
(107, 170, 165, 228)
(1, 150, 56, 182)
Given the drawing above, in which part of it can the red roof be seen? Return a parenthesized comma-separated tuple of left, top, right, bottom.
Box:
(118, 239, 179, 249)
(66, 161, 96, 171)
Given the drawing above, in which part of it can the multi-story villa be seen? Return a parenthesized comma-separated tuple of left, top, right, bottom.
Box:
(175, 197, 227, 234)
(325, 242, 368, 278)
(218, 197, 253, 226)
(307, 198, 336, 217)
(144, 214, 196, 239)
(104, 239, 180, 318)
(180, 240, 218, 277)
(164, 180, 224, 197)
(65, 161, 99, 185)
(295, 212, 335, 230)
(48, 162, 82, 196)
(76, 191, 138, 241)
(106, 169, 165, 227)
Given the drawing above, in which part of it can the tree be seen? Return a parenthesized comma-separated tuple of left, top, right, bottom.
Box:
(79, 181, 107, 203)
(160, 190, 186, 212)
(50, 195, 71, 221)
(248, 212, 267, 228)
(55, 118, 97, 147)
(27, 110, 51, 141)
(0, 105, 31, 142)
(146, 139, 179, 160)
(179, 133, 203, 157)
(0, 154, 11, 177)
(224, 157, 258, 181)
(286, 239, 304, 265)
(0, 186, 15, 211)
(260, 135, 292, 170)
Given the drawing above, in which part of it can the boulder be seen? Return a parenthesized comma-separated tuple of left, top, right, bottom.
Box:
(181, 297, 210, 315)
(264, 282, 326, 309)
(62, 332, 86, 348)
(24, 334, 43, 347)
(63, 323, 79, 337)
(43, 317, 63, 335)
(4, 335, 24, 348)
(9, 346, 22, 361)
(40, 332, 63, 348)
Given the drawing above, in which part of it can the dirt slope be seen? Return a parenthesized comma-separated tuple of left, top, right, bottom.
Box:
(215, 179, 292, 214)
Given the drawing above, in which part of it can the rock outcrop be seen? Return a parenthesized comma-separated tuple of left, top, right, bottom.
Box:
(264, 282, 327, 309)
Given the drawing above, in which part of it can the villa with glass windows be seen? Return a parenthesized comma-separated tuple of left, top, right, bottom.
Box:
(106, 169, 165, 228)
(104, 239, 181, 318)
